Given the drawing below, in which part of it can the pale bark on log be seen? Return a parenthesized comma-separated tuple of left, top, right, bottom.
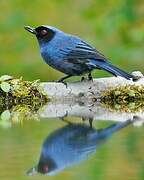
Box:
(41, 71, 144, 100)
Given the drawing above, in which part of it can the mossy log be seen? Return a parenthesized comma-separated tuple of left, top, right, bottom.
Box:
(0, 72, 144, 127)
(0, 71, 143, 111)
(41, 71, 144, 101)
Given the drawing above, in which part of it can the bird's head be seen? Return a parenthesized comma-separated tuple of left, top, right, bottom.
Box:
(24, 25, 59, 44)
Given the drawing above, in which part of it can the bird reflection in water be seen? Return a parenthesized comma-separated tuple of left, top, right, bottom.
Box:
(27, 118, 133, 176)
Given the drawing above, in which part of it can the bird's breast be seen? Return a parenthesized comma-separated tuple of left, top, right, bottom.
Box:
(40, 46, 63, 67)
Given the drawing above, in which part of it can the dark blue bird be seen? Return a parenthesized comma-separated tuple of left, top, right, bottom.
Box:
(27, 119, 132, 176)
(24, 25, 135, 82)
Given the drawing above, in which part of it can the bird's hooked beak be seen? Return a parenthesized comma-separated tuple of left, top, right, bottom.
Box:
(24, 26, 37, 35)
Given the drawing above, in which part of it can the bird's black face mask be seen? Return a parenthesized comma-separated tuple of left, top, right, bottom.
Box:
(24, 26, 55, 42)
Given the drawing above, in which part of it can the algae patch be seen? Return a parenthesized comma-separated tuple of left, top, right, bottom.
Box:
(101, 85, 144, 112)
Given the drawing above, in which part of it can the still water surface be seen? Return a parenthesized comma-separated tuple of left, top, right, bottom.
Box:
(0, 111, 144, 180)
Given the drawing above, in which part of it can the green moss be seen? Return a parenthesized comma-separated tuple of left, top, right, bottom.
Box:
(0, 105, 41, 127)
(100, 85, 144, 112)
(0, 75, 49, 114)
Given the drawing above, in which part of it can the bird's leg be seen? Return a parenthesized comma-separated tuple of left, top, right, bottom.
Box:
(88, 73, 93, 81)
(57, 75, 72, 87)
(89, 118, 93, 129)
(57, 75, 72, 82)
(59, 111, 71, 124)
(82, 117, 93, 128)
(82, 117, 86, 122)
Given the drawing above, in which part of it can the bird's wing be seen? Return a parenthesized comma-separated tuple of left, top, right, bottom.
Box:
(60, 40, 108, 65)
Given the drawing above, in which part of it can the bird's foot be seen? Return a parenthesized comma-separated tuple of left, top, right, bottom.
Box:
(56, 75, 72, 88)
(56, 79, 68, 87)
(81, 73, 93, 82)
(55, 78, 68, 87)
(131, 71, 143, 81)
(132, 76, 141, 82)
(59, 111, 72, 124)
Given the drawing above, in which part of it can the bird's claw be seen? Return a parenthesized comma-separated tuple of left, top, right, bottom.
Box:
(132, 76, 141, 82)
(61, 81, 68, 88)
(59, 111, 72, 124)
(81, 74, 93, 82)
(55, 80, 68, 87)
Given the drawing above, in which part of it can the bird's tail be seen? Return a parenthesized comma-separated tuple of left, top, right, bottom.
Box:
(98, 62, 134, 80)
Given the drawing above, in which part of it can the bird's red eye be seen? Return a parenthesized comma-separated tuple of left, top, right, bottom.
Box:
(41, 29, 48, 36)
(43, 165, 49, 173)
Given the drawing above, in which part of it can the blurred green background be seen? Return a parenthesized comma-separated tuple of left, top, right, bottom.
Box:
(0, 0, 143, 81)
(0, 1, 144, 180)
